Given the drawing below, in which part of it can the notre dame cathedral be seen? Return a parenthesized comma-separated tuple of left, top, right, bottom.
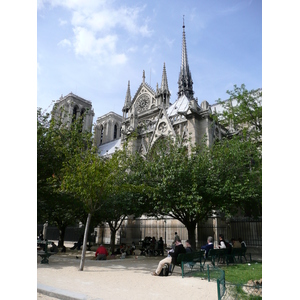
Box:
(51, 23, 239, 247)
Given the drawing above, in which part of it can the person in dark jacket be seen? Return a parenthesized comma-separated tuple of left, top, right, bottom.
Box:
(151, 236, 186, 276)
(157, 237, 164, 256)
(185, 239, 194, 253)
(201, 236, 214, 258)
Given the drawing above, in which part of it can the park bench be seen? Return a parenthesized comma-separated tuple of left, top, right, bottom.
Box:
(37, 240, 57, 264)
(227, 247, 252, 264)
(206, 248, 230, 266)
(169, 250, 205, 277)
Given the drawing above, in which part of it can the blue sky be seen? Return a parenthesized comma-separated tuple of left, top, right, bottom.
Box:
(37, 0, 262, 120)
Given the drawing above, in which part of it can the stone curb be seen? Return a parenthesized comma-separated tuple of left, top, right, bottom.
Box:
(37, 283, 104, 300)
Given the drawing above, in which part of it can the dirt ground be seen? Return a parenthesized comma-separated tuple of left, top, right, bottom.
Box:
(37, 244, 218, 300)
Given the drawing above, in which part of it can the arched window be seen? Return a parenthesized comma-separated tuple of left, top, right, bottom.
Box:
(114, 124, 118, 139)
(72, 105, 79, 123)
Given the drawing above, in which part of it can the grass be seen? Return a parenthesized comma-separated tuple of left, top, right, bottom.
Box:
(190, 261, 262, 284)
(218, 261, 262, 284)
(189, 261, 262, 299)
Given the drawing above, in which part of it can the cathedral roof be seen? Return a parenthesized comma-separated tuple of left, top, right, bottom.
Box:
(167, 94, 190, 117)
(98, 139, 121, 156)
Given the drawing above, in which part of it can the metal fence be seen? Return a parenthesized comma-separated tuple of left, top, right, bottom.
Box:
(38, 217, 261, 248)
(198, 265, 262, 300)
(37, 224, 84, 242)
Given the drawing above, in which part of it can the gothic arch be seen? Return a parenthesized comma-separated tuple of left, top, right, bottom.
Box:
(72, 105, 79, 123)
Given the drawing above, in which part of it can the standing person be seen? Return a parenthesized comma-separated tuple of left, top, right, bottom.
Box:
(95, 244, 109, 260)
(151, 236, 186, 276)
(157, 237, 164, 256)
(172, 232, 180, 250)
(201, 236, 214, 258)
(185, 239, 194, 253)
(42, 221, 48, 241)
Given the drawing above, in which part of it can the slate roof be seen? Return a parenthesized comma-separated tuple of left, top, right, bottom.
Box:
(98, 139, 121, 156)
(167, 94, 190, 117)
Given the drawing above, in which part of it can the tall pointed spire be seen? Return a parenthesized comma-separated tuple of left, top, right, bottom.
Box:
(155, 62, 171, 108)
(123, 80, 131, 112)
(161, 62, 169, 93)
(178, 16, 194, 99)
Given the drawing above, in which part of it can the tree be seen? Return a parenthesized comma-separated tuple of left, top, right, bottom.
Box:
(212, 84, 262, 217)
(37, 108, 88, 246)
(141, 137, 221, 248)
(208, 135, 262, 218)
(142, 127, 261, 248)
(214, 84, 262, 145)
(61, 145, 114, 270)
(92, 147, 152, 253)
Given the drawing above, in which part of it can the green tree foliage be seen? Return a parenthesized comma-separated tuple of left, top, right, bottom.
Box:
(212, 84, 262, 217)
(91, 146, 152, 252)
(141, 137, 214, 248)
(60, 139, 148, 266)
(209, 136, 262, 218)
(214, 84, 262, 145)
(37, 108, 87, 247)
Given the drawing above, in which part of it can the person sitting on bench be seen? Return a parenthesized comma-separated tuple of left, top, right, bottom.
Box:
(50, 242, 59, 253)
(151, 236, 186, 276)
(201, 236, 214, 258)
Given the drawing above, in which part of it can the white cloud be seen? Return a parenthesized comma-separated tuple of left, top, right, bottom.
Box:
(38, 1, 152, 66)
(127, 46, 138, 53)
(58, 39, 71, 48)
(59, 18, 68, 26)
(73, 27, 127, 65)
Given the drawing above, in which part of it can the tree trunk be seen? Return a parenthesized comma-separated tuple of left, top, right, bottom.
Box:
(186, 222, 197, 250)
(110, 229, 116, 253)
(79, 213, 92, 271)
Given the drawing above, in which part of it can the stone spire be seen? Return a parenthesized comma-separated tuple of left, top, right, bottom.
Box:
(155, 63, 171, 108)
(178, 16, 194, 99)
(122, 80, 131, 112)
(161, 62, 169, 93)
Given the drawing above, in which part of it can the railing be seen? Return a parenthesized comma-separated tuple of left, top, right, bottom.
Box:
(37, 217, 262, 248)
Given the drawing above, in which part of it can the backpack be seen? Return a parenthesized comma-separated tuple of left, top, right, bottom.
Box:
(159, 263, 170, 276)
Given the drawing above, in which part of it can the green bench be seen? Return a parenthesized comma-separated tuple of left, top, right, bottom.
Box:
(227, 247, 252, 263)
(170, 250, 205, 277)
(206, 248, 230, 266)
(206, 247, 252, 267)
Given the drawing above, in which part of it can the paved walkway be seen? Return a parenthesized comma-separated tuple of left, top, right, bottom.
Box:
(37, 243, 261, 300)
(37, 246, 218, 300)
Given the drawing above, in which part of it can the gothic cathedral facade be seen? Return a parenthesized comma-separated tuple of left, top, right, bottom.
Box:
(51, 23, 228, 247)
(94, 23, 225, 158)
